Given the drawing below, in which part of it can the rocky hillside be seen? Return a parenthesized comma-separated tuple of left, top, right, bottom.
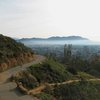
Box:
(0, 34, 34, 72)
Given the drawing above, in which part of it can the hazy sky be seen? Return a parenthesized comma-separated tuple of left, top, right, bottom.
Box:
(0, 0, 100, 41)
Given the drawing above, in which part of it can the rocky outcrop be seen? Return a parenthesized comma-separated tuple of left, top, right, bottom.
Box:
(0, 52, 34, 72)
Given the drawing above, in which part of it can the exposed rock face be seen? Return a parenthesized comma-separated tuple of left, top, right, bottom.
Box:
(0, 52, 34, 72)
(0, 34, 34, 72)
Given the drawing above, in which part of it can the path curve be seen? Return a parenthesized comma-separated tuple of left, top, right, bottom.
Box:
(0, 55, 45, 100)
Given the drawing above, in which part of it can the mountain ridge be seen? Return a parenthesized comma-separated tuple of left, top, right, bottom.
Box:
(18, 36, 89, 41)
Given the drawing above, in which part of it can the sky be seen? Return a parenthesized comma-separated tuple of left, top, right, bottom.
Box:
(0, 0, 100, 41)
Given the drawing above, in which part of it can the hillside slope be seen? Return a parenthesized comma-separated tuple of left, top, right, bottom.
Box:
(12, 59, 100, 100)
(0, 34, 34, 72)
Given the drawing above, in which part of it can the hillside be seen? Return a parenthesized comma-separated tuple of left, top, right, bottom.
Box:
(12, 59, 73, 89)
(0, 34, 34, 72)
(28, 59, 73, 83)
(12, 59, 100, 100)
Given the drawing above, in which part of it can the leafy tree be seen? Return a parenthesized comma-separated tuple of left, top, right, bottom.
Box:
(64, 44, 72, 63)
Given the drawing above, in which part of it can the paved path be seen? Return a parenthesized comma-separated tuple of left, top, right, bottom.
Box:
(0, 55, 45, 100)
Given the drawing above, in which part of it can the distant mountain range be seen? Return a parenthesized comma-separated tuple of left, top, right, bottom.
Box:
(18, 36, 89, 41)
(47, 36, 88, 40)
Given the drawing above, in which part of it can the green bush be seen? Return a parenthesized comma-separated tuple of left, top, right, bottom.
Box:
(45, 81, 100, 100)
(28, 59, 73, 83)
(34, 92, 53, 100)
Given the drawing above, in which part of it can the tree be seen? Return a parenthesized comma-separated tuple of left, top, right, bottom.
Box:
(64, 44, 72, 64)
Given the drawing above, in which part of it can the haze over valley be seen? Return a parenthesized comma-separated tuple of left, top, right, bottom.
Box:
(17, 36, 100, 46)
(0, 0, 100, 100)
(0, 34, 100, 100)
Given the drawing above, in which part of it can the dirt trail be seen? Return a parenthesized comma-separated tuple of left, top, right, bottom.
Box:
(0, 55, 45, 84)
(0, 55, 45, 100)
(29, 78, 100, 95)
(28, 85, 46, 95)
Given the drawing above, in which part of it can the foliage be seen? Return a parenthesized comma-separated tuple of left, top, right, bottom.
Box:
(12, 71, 39, 89)
(34, 92, 53, 100)
(28, 59, 73, 83)
(77, 72, 96, 79)
(0, 34, 33, 63)
(67, 67, 78, 75)
(44, 81, 100, 100)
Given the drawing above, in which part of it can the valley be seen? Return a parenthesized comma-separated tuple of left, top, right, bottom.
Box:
(0, 34, 100, 100)
(1, 0, 100, 99)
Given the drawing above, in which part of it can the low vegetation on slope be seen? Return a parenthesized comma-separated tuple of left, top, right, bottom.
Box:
(12, 59, 73, 89)
(0, 34, 34, 72)
(12, 71, 39, 89)
(42, 80, 100, 100)
(10, 42, 100, 100)
(12, 58, 100, 100)
(28, 59, 73, 83)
